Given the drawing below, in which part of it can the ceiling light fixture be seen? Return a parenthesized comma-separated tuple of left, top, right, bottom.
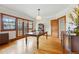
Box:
(36, 9, 42, 20)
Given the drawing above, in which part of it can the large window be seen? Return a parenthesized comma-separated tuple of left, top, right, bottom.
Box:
(27, 21, 33, 32)
(0, 13, 34, 36)
(2, 15, 16, 30)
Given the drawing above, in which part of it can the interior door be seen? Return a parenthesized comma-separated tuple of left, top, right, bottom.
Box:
(51, 20, 58, 38)
(58, 16, 66, 38)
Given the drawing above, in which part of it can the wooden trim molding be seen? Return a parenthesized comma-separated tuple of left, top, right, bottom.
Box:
(57, 15, 66, 31)
(27, 20, 29, 33)
(16, 18, 18, 37)
(22, 22, 24, 36)
(0, 13, 33, 22)
(1, 13, 3, 32)
(1, 14, 16, 31)
(57, 15, 66, 38)
(0, 14, 2, 31)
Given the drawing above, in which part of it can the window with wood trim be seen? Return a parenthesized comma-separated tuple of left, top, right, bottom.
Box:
(27, 21, 33, 32)
(24, 20, 27, 35)
(2, 15, 16, 31)
(0, 13, 34, 35)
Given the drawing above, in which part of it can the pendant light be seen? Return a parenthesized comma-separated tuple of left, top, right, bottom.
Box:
(36, 9, 42, 20)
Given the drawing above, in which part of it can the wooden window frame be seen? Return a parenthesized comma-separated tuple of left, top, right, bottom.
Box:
(0, 13, 34, 39)
(0, 13, 33, 32)
(1, 13, 17, 31)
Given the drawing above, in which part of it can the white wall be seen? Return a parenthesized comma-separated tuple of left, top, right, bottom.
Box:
(52, 4, 76, 31)
(35, 18, 51, 35)
(0, 5, 33, 20)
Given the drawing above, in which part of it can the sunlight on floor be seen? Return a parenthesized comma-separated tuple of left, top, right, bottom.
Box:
(0, 36, 64, 54)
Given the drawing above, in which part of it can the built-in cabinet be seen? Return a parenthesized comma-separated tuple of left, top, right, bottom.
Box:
(0, 32, 9, 44)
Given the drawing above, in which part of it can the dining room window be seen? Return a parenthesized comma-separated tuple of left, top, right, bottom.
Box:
(2, 15, 16, 31)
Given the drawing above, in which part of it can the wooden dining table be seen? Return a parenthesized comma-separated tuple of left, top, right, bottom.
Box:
(25, 31, 48, 49)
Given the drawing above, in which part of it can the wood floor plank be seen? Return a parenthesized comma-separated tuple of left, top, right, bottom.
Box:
(0, 36, 68, 54)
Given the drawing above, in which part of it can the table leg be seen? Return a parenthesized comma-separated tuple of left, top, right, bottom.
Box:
(37, 36, 39, 49)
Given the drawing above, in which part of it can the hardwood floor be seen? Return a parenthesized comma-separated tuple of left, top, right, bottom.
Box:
(34, 37, 67, 54)
(0, 36, 68, 54)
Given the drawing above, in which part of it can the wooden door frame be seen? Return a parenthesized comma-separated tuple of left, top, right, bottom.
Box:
(51, 15, 66, 37)
(58, 16, 66, 38)
(57, 16, 66, 31)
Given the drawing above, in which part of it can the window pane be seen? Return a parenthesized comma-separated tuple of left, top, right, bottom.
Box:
(2, 15, 16, 30)
(24, 20, 27, 35)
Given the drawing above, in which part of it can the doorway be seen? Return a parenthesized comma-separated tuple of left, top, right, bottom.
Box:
(51, 20, 59, 38)
(51, 16, 66, 38)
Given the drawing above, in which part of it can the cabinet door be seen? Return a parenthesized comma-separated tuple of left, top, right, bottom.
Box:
(0, 33, 9, 44)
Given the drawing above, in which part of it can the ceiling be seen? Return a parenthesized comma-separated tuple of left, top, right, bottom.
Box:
(0, 4, 71, 19)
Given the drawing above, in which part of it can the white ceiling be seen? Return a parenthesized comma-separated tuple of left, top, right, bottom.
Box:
(0, 4, 71, 19)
